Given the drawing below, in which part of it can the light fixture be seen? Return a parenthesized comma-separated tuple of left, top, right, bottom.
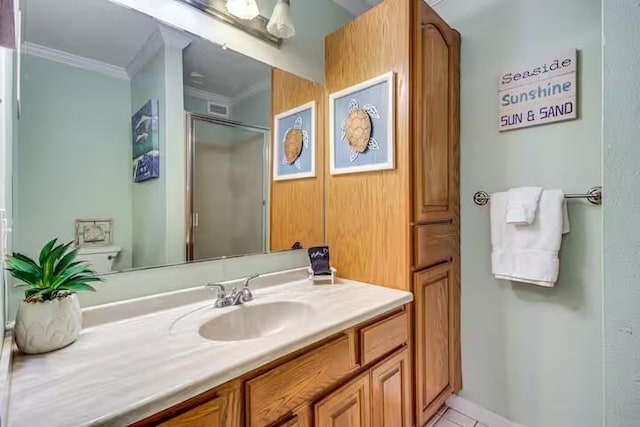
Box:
(226, 0, 260, 20)
(267, 0, 295, 39)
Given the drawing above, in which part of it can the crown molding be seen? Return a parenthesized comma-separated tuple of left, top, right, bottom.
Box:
(184, 85, 232, 106)
(126, 30, 164, 79)
(127, 26, 192, 79)
(22, 42, 129, 80)
(231, 78, 270, 105)
(158, 25, 192, 49)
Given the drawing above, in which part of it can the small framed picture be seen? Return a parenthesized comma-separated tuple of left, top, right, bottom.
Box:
(273, 100, 316, 181)
(329, 72, 395, 175)
(132, 100, 160, 183)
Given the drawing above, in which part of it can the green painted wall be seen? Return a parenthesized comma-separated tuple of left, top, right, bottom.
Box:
(162, 45, 187, 265)
(131, 48, 168, 268)
(231, 89, 270, 128)
(131, 43, 186, 268)
(184, 94, 207, 116)
(434, 0, 603, 426)
(603, 1, 640, 426)
(13, 54, 132, 314)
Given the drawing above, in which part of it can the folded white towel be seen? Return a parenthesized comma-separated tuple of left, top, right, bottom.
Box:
(506, 186, 543, 224)
(490, 189, 570, 287)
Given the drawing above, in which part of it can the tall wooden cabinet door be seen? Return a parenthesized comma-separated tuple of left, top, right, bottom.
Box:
(413, 0, 460, 224)
(414, 262, 455, 426)
(371, 348, 412, 427)
(315, 373, 371, 427)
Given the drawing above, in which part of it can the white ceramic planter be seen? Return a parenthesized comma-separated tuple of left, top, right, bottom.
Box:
(14, 294, 82, 354)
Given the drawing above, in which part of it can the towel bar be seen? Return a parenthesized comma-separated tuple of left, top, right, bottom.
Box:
(473, 186, 602, 206)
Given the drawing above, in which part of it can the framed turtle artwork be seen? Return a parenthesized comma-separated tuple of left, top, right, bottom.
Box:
(329, 71, 395, 175)
(272, 100, 316, 181)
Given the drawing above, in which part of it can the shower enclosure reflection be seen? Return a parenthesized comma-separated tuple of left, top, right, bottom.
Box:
(186, 115, 269, 261)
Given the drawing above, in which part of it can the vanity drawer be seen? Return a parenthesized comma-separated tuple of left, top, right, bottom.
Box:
(359, 310, 409, 365)
(246, 334, 358, 426)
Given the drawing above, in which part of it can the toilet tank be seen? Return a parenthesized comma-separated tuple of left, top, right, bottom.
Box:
(76, 245, 122, 274)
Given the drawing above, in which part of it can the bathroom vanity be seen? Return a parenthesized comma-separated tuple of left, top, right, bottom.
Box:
(7, 273, 413, 426)
(3, 0, 460, 425)
(140, 307, 410, 426)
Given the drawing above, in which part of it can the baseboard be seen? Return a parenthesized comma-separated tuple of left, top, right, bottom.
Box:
(445, 395, 525, 427)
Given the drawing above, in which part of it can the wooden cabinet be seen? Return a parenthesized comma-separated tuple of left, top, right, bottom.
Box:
(411, 0, 461, 425)
(134, 310, 409, 427)
(412, 0, 460, 225)
(315, 373, 371, 427)
(245, 333, 358, 425)
(371, 348, 412, 427)
(314, 347, 411, 427)
(414, 262, 457, 425)
(325, 0, 460, 423)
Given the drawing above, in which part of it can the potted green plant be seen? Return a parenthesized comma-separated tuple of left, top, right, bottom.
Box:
(6, 239, 103, 354)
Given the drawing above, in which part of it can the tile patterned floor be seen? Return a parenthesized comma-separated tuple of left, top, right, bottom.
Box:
(426, 406, 489, 427)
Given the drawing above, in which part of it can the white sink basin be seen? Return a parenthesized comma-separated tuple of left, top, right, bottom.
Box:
(198, 301, 315, 341)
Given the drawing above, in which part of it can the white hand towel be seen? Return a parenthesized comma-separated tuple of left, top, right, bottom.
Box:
(490, 189, 569, 287)
(506, 186, 543, 224)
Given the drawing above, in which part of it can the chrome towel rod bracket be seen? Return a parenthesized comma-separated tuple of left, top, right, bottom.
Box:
(473, 186, 602, 206)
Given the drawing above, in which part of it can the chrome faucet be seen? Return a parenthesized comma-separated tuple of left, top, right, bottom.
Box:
(205, 274, 259, 308)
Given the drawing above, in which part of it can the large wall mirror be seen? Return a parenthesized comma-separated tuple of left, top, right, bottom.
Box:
(12, 0, 326, 279)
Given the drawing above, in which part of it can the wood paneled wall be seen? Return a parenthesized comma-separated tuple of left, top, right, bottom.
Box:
(324, 0, 411, 290)
(270, 69, 325, 251)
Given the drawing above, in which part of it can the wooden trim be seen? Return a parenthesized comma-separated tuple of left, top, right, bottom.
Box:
(450, 27, 462, 393)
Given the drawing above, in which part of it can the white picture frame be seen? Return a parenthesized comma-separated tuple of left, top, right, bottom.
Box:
(272, 100, 316, 181)
(329, 71, 395, 175)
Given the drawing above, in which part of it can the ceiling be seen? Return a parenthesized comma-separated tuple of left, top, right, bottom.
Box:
(23, 0, 271, 99)
(23, 0, 158, 68)
(182, 37, 270, 99)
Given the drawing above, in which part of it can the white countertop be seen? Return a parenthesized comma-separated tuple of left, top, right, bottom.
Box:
(7, 277, 413, 426)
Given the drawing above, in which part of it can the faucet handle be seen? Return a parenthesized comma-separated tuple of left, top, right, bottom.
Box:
(243, 273, 260, 288)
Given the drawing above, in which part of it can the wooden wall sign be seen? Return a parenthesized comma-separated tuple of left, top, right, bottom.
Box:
(498, 50, 577, 131)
